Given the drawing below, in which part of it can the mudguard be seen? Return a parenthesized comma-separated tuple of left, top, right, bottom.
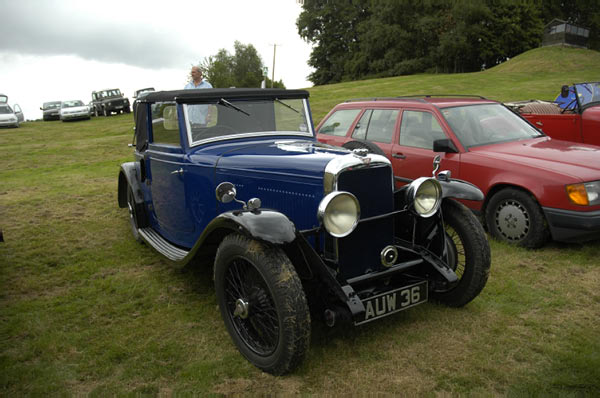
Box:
(438, 179, 484, 201)
(202, 210, 297, 245)
(118, 162, 144, 208)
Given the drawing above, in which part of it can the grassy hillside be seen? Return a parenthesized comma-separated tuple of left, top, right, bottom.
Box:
(1, 50, 600, 395)
(308, 46, 600, 122)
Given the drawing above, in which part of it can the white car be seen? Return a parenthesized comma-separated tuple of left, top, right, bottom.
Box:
(60, 100, 91, 122)
(0, 104, 20, 128)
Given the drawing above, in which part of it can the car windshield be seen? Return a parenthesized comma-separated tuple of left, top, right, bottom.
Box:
(183, 98, 311, 145)
(101, 90, 121, 98)
(0, 105, 13, 114)
(44, 102, 61, 109)
(62, 100, 84, 108)
(575, 82, 600, 107)
(440, 103, 543, 148)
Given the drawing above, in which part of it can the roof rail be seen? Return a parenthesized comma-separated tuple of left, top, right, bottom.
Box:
(396, 94, 489, 100)
(344, 97, 427, 103)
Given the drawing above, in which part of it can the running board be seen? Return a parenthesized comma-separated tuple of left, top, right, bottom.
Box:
(138, 228, 189, 262)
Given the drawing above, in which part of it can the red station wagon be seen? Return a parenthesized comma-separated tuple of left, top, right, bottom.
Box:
(316, 96, 600, 248)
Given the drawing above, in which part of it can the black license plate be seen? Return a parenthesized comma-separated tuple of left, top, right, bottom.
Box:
(355, 281, 428, 325)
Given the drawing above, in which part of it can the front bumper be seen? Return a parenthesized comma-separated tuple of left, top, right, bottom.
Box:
(61, 112, 90, 120)
(543, 207, 600, 242)
(0, 119, 18, 127)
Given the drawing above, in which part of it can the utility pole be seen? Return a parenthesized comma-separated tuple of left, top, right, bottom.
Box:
(270, 44, 281, 88)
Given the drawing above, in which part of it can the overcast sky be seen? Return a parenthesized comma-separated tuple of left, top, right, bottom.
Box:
(0, 0, 313, 120)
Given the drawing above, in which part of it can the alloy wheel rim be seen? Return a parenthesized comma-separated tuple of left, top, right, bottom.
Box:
(495, 200, 529, 241)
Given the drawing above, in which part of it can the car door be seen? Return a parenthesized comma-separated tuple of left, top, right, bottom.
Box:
(145, 103, 196, 242)
(13, 104, 24, 122)
(391, 109, 460, 188)
(351, 108, 400, 156)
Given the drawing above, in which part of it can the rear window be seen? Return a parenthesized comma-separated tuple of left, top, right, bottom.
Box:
(318, 109, 360, 137)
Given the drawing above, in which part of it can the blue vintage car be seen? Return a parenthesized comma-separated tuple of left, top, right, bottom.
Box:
(118, 88, 491, 375)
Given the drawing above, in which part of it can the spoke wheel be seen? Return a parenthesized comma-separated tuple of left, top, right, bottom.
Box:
(224, 258, 280, 356)
(214, 234, 310, 375)
(431, 199, 491, 307)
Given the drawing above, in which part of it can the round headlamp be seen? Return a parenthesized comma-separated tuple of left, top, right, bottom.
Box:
(406, 177, 442, 218)
(318, 191, 360, 237)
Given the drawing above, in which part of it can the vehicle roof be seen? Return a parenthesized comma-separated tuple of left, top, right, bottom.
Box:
(339, 96, 497, 109)
(142, 88, 310, 103)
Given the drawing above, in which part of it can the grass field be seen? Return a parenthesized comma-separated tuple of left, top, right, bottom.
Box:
(1, 46, 600, 395)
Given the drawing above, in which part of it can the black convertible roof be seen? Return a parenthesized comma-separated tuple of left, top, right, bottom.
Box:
(142, 88, 310, 103)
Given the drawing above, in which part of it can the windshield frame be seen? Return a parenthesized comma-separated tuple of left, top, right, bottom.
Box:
(439, 103, 545, 149)
(184, 98, 314, 148)
(574, 82, 600, 110)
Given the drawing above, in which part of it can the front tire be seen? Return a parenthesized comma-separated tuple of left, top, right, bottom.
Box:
(485, 188, 548, 248)
(431, 199, 491, 307)
(214, 234, 310, 375)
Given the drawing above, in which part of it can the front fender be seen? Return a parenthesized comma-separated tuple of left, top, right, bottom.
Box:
(204, 210, 297, 245)
(439, 179, 484, 201)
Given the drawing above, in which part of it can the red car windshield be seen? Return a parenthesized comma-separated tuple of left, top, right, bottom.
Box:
(440, 104, 543, 148)
(575, 82, 600, 107)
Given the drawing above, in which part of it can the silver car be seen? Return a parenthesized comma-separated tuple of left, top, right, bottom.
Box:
(0, 104, 20, 128)
(41, 101, 62, 121)
(60, 100, 91, 122)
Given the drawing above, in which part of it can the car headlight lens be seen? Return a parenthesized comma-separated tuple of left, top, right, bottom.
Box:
(566, 181, 600, 206)
(406, 177, 442, 217)
(318, 191, 360, 237)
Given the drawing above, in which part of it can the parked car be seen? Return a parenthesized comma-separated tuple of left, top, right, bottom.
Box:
(0, 103, 20, 128)
(59, 100, 91, 121)
(40, 101, 62, 121)
(505, 82, 600, 146)
(91, 88, 130, 116)
(132, 87, 155, 117)
(316, 96, 600, 248)
(118, 88, 491, 374)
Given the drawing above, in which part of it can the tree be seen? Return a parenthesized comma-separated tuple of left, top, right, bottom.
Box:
(297, 0, 596, 85)
(200, 41, 285, 88)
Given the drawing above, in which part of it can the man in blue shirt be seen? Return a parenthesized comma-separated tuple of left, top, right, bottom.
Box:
(185, 66, 213, 126)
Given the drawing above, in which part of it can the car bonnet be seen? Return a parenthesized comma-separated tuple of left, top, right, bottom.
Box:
(470, 137, 600, 181)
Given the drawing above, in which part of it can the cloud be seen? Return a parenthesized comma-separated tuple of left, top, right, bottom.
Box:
(0, 1, 197, 69)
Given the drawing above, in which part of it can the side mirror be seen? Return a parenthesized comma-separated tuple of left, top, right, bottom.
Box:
(433, 138, 459, 153)
(560, 85, 570, 98)
(215, 182, 237, 203)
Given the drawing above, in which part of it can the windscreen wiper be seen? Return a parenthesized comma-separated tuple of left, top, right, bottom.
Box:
(218, 98, 250, 116)
(275, 98, 300, 113)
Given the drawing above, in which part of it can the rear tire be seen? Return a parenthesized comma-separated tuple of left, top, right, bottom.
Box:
(126, 185, 142, 242)
(431, 199, 491, 307)
(214, 234, 310, 375)
(341, 140, 385, 156)
(485, 188, 548, 248)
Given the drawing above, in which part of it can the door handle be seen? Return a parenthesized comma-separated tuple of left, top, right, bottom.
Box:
(170, 168, 184, 176)
(392, 153, 406, 159)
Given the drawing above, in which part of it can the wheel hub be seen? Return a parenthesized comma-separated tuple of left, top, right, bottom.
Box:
(496, 201, 529, 240)
(233, 298, 249, 319)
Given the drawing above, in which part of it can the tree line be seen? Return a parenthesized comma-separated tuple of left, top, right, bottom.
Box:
(297, 0, 600, 85)
(200, 41, 285, 89)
